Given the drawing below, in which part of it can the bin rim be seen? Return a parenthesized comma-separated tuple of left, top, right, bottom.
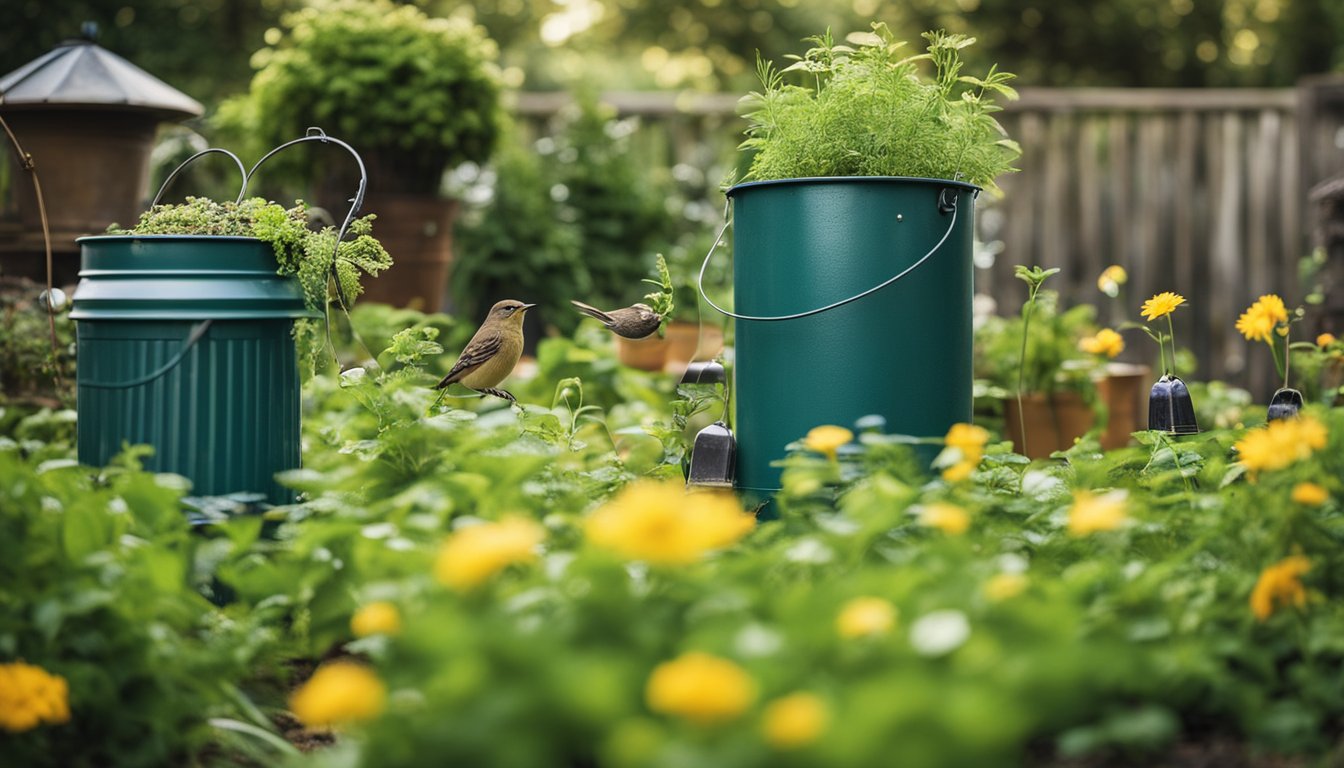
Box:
(77, 234, 265, 245)
(726, 175, 982, 198)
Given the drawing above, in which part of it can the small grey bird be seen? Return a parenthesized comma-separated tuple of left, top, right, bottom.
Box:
(570, 300, 662, 340)
(436, 299, 535, 403)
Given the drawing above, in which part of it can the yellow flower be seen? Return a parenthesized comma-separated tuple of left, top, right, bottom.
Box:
(1291, 482, 1329, 507)
(350, 601, 402, 638)
(0, 662, 69, 733)
(836, 596, 897, 639)
(940, 422, 989, 482)
(984, 572, 1029, 602)
(1067, 489, 1128, 536)
(1097, 265, 1128, 294)
(1079, 328, 1125, 358)
(289, 661, 386, 728)
(1256, 294, 1289, 324)
(762, 692, 829, 750)
(1235, 305, 1276, 343)
(945, 422, 990, 456)
(1250, 555, 1311, 621)
(941, 460, 975, 483)
(1234, 416, 1328, 477)
(919, 502, 970, 535)
(1140, 291, 1186, 321)
(586, 480, 754, 564)
(1317, 333, 1336, 348)
(803, 425, 853, 460)
(434, 517, 545, 591)
(645, 652, 756, 725)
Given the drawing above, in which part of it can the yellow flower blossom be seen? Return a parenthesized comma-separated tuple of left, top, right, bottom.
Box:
(836, 596, 897, 639)
(762, 692, 829, 750)
(1079, 328, 1125, 358)
(1067, 489, 1128, 536)
(289, 661, 386, 728)
(350, 601, 402, 638)
(586, 481, 754, 564)
(1250, 555, 1311, 621)
(1317, 333, 1336, 348)
(945, 422, 990, 456)
(941, 460, 975, 483)
(1140, 291, 1186, 321)
(1097, 265, 1128, 295)
(1235, 295, 1288, 344)
(919, 502, 971, 535)
(984, 572, 1029, 601)
(803, 425, 853, 460)
(941, 422, 989, 482)
(1234, 416, 1328, 478)
(0, 662, 69, 733)
(1291, 482, 1329, 507)
(646, 652, 756, 725)
(435, 517, 545, 590)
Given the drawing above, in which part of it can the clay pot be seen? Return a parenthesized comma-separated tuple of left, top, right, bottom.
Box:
(616, 334, 668, 371)
(1004, 391, 1095, 459)
(663, 322, 725, 375)
(354, 194, 458, 312)
(1096, 363, 1150, 449)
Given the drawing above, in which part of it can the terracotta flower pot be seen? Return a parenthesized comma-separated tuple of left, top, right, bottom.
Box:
(663, 322, 725, 375)
(616, 334, 668, 371)
(353, 194, 458, 312)
(1004, 391, 1094, 459)
(1096, 363, 1150, 449)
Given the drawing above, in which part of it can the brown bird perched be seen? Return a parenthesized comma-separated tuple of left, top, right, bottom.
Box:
(436, 299, 535, 403)
(570, 300, 662, 339)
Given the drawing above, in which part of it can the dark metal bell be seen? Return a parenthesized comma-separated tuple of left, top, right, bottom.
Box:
(1266, 387, 1304, 421)
(1148, 374, 1199, 434)
(679, 360, 726, 386)
(686, 420, 736, 488)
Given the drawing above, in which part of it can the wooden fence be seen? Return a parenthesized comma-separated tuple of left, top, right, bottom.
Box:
(517, 80, 1344, 396)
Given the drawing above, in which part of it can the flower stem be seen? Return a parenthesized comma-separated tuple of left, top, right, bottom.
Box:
(1016, 292, 1037, 451)
(1165, 314, 1177, 377)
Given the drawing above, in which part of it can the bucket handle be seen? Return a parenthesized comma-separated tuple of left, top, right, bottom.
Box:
(79, 320, 213, 390)
(241, 127, 368, 311)
(697, 188, 960, 322)
(150, 149, 249, 209)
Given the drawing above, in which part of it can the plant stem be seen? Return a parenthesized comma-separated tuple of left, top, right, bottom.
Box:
(1165, 314, 1177, 377)
(1016, 290, 1038, 453)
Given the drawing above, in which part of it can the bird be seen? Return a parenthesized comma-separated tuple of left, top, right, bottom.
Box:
(436, 299, 535, 403)
(569, 300, 663, 339)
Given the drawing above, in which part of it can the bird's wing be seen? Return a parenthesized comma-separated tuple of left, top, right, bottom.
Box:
(436, 333, 503, 389)
(570, 300, 615, 326)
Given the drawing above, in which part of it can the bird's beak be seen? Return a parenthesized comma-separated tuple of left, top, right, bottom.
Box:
(521, 303, 537, 311)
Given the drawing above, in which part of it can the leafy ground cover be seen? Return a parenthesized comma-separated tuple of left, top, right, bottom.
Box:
(3, 302, 1344, 767)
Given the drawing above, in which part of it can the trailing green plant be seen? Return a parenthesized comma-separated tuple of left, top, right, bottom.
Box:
(113, 196, 391, 373)
(739, 24, 1020, 192)
(219, 0, 503, 194)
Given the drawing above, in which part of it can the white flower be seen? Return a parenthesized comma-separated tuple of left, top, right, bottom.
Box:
(909, 610, 971, 657)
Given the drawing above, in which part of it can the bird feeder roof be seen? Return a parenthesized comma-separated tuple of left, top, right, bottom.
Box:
(0, 38, 202, 120)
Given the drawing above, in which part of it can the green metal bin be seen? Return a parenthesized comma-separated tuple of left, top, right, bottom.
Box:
(722, 177, 978, 502)
(71, 235, 315, 504)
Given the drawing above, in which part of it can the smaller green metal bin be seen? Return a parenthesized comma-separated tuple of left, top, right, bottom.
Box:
(71, 235, 316, 505)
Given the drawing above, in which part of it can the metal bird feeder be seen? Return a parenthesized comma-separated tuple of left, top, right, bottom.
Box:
(1147, 374, 1200, 434)
(0, 25, 203, 282)
(1266, 387, 1304, 422)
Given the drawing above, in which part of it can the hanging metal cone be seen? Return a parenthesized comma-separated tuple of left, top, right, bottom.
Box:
(1266, 387, 1304, 422)
(679, 359, 726, 386)
(687, 421, 736, 488)
(1148, 374, 1199, 434)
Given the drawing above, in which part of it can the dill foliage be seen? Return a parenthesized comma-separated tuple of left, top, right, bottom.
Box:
(740, 25, 1021, 194)
(114, 197, 392, 370)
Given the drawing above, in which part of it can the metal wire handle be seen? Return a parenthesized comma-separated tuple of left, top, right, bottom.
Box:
(241, 127, 367, 310)
(149, 148, 248, 208)
(697, 189, 960, 322)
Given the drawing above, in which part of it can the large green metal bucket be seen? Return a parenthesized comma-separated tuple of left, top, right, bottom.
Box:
(723, 177, 978, 500)
(72, 235, 315, 504)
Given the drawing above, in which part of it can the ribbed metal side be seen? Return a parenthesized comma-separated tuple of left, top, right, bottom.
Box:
(76, 320, 300, 504)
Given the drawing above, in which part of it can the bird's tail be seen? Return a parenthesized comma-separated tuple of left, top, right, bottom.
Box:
(570, 300, 614, 324)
